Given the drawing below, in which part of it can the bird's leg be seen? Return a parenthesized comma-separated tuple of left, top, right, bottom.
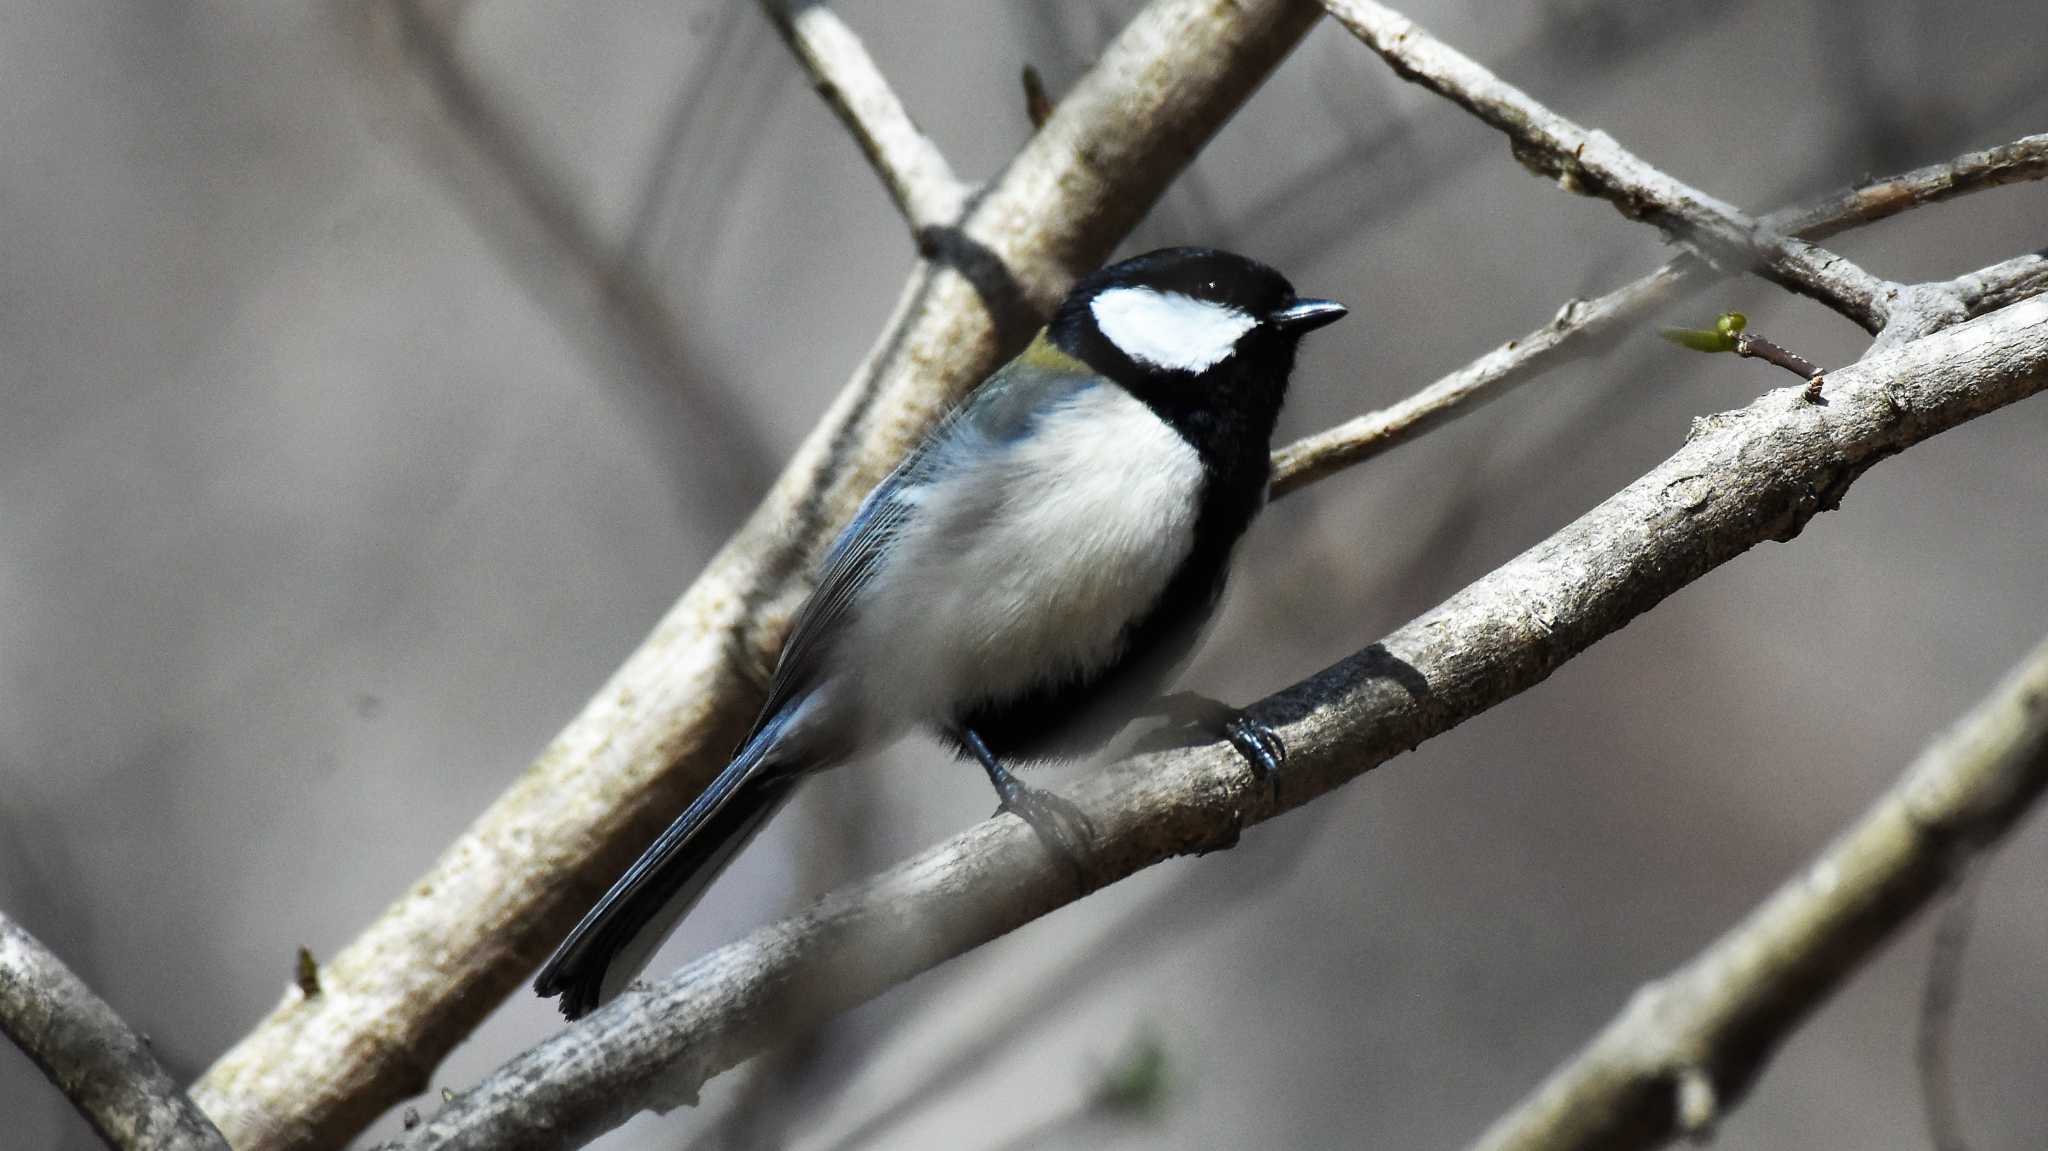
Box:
(1140, 691, 1286, 780)
(960, 728, 1095, 873)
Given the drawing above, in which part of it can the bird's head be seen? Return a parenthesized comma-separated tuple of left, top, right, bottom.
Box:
(1048, 247, 1347, 393)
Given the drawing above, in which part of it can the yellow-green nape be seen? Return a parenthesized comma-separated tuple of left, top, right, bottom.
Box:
(1016, 329, 1091, 375)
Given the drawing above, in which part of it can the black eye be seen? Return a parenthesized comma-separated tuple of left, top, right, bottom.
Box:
(1203, 280, 1218, 295)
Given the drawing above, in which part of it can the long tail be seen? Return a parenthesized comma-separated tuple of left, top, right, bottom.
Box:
(534, 730, 798, 1019)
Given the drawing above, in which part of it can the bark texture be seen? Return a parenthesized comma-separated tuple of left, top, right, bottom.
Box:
(1, 913, 232, 1151)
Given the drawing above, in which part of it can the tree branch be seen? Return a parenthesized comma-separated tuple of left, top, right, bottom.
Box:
(1269, 134, 2048, 493)
(1951, 251, 2048, 317)
(395, 297, 2048, 1151)
(189, 2, 1323, 1147)
(761, 1, 970, 230)
(1319, 0, 1899, 332)
(1778, 134, 2048, 242)
(193, 7, 2041, 1142)
(1917, 872, 1983, 1151)
(1466, 630, 2048, 1151)
(0, 912, 232, 1151)
(350, 0, 781, 508)
(1272, 264, 1691, 494)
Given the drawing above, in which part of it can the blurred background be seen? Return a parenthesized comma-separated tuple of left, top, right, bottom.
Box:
(3, 2, 2045, 1148)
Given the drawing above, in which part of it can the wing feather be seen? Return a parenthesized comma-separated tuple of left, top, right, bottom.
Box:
(752, 349, 1099, 729)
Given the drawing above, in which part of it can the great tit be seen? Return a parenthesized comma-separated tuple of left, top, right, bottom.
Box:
(536, 246, 1346, 1019)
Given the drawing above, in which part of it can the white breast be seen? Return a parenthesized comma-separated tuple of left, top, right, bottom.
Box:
(845, 384, 1206, 732)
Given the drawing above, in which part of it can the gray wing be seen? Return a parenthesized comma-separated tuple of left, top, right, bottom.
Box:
(752, 354, 1099, 729)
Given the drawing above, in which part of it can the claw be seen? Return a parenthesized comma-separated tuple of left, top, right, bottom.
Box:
(1222, 715, 1286, 779)
(993, 780, 1097, 874)
(963, 727, 1095, 882)
(1144, 693, 1286, 781)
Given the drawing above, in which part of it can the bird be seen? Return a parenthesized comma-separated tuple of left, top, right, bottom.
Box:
(534, 246, 1347, 1019)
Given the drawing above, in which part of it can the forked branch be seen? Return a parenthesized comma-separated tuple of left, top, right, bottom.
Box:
(1269, 134, 2048, 492)
(1320, 0, 1898, 331)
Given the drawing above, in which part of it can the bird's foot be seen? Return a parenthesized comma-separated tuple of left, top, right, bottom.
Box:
(1142, 692, 1287, 780)
(991, 775, 1097, 878)
(961, 727, 1096, 882)
(1221, 714, 1286, 780)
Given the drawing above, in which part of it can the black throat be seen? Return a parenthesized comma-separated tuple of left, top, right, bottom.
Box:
(955, 326, 1298, 761)
(1052, 319, 1299, 529)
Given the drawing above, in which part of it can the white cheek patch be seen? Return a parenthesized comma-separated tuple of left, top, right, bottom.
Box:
(1090, 287, 1256, 373)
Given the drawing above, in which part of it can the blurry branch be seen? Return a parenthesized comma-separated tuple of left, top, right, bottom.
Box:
(396, 300, 2048, 1151)
(622, 1, 765, 265)
(1269, 133, 2048, 493)
(1467, 632, 2048, 1151)
(345, 0, 778, 503)
(807, 806, 1343, 1151)
(761, 1, 970, 230)
(675, 783, 889, 1150)
(1917, 873, 1982, 1151)
(191, 2, 1323, 1148)
(0, 912, 232, 1151)
(1320, 0, 1898, 333)
(971, 1028, 1171, 1151)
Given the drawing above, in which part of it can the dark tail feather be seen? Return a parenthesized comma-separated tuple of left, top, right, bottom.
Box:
(534, 739, 798, 1020)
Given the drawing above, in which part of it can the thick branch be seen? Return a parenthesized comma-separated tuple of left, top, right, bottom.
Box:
(398, 298, 2048, 1151)
(0, 912, 231, 1151)
(189, 2, 1322, 1147)
(761, 1, 969, 229)
(1468, 631, 2048, 1151)
(1319, 0, 1897, 331)
(1269, 136, 2048, 492)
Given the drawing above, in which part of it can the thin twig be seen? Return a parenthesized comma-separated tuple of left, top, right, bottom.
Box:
(354, 0, 780, 508)
(1918, 872, 1983, 1151)
(1468, 634, 2048, 1151)
(1272, 270, 1690, 494)
(398, 300, 2048, 1151)
(1730, 331, 1823, 397)
(190, 2, 1324, 1147)
(0, 912, 232, 1151)
(1319, 0, 1899, 332)
(1268, 134, 2048, 494)
(1950, 251, 2048, 317)
(1777, 134, 2048, 241)
(761, 1, 970, 230)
